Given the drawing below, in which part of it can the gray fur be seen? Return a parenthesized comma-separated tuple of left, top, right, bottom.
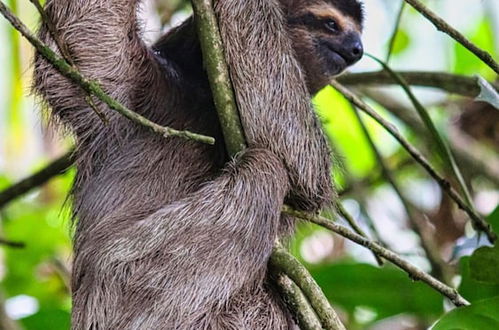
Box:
(32, 0, 363, 328)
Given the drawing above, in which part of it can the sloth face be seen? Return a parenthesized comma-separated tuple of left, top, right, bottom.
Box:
(285, 0, 364, 94)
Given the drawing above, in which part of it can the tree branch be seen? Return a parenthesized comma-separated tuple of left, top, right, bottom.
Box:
(0, 238, 25, 249)
(273, 274, 323, 330)
(403, 0, 499, 74)
(0, 152, 74, 209)
(190, 0, 246, 155)
(270, 245, 345, 330)
(358, 87, 499, 186)
(386, 0, 406, 63)
(337, 71, 498, 97)
(0, 1, 214, 145)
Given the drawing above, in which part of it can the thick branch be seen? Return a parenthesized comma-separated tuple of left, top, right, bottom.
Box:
(337, 71, 498, 97)
(403, 0, 499, 74)
(273, 274, 323, 330)
(283, 206, 470, 307)
(0, 1, 214, 145)
(270, 245, 345, 330)
(191, 0, 246, 155)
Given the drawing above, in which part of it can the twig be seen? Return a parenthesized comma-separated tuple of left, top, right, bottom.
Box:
(386, 0, 406, 63)
(337, 71, 498, 97)
(28, 0, 108, 123)
(270, 245, 346, 330)
(0, 152, 74, 209)
(190, 0, 344, 328)
(0, 1, 214, 145)
(28, 0, 71, 64)
(283, 206, 470, 307)
(330, 80, 496, 243)
(403, 0, 499, 74)
(51, 258, 71, 293)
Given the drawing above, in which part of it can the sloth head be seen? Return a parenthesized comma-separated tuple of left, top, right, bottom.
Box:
(282, 0, 365, 94)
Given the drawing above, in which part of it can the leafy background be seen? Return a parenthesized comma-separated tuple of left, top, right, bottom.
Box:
(0, 0, 497, 329)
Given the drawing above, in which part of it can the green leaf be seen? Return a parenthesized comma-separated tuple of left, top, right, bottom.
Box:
(310, 262, 443, 321)
(20, 308, 70, 330)
(469, 244, 499, 284)
(475, 76, 499, 110)
(487, 205, 499, 234)
(459, 257, 499, 302)
(432, 296, 499, 330)
(390, 29, 411, 56)
(452, 18, 496, 78)
(314, 86, 377, 178)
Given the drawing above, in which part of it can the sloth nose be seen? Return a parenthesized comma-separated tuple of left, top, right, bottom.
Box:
(340, 33, 364, 65)
(347, 40, 363, 64)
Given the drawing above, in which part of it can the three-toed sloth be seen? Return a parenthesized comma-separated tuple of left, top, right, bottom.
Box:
(34, 0, 363, 328)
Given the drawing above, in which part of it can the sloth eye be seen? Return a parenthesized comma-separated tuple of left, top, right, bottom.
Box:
(324, 19, 339, 33)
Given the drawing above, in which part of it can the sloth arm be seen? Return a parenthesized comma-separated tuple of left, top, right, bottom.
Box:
(33, 0, 173, 140)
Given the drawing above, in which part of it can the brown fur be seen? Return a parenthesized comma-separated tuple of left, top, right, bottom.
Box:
(33, 0, 362, 329)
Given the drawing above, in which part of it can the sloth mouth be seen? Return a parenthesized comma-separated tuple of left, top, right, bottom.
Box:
(323, 43, 348, 73)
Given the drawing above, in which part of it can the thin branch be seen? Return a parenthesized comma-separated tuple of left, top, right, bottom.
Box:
(367, 54, 478, 239)
(283, 206, 470, 307)
(330, 80, 496, 243)
(28, 0, 72, 64)
(0, 1, 214, 145)
(404, 0, 499, 74)
(337, 71, 498, 97)
(28, 0, 108, 123)
(0, 152, 74, 209)
(51, 258, 71, 293)
(350, 103, 450, 283)
(359, 87, 499, 186)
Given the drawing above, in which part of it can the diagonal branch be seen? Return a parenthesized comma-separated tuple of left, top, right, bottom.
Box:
(0, 152, 74, 209)
(403, 0, 499, 74)
(283, 206, 470, 307)
(330, 80, 496, 243)
(0, 1, 214, 145)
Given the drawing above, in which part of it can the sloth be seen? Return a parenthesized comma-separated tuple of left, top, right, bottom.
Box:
(33, 0, 363, 328)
